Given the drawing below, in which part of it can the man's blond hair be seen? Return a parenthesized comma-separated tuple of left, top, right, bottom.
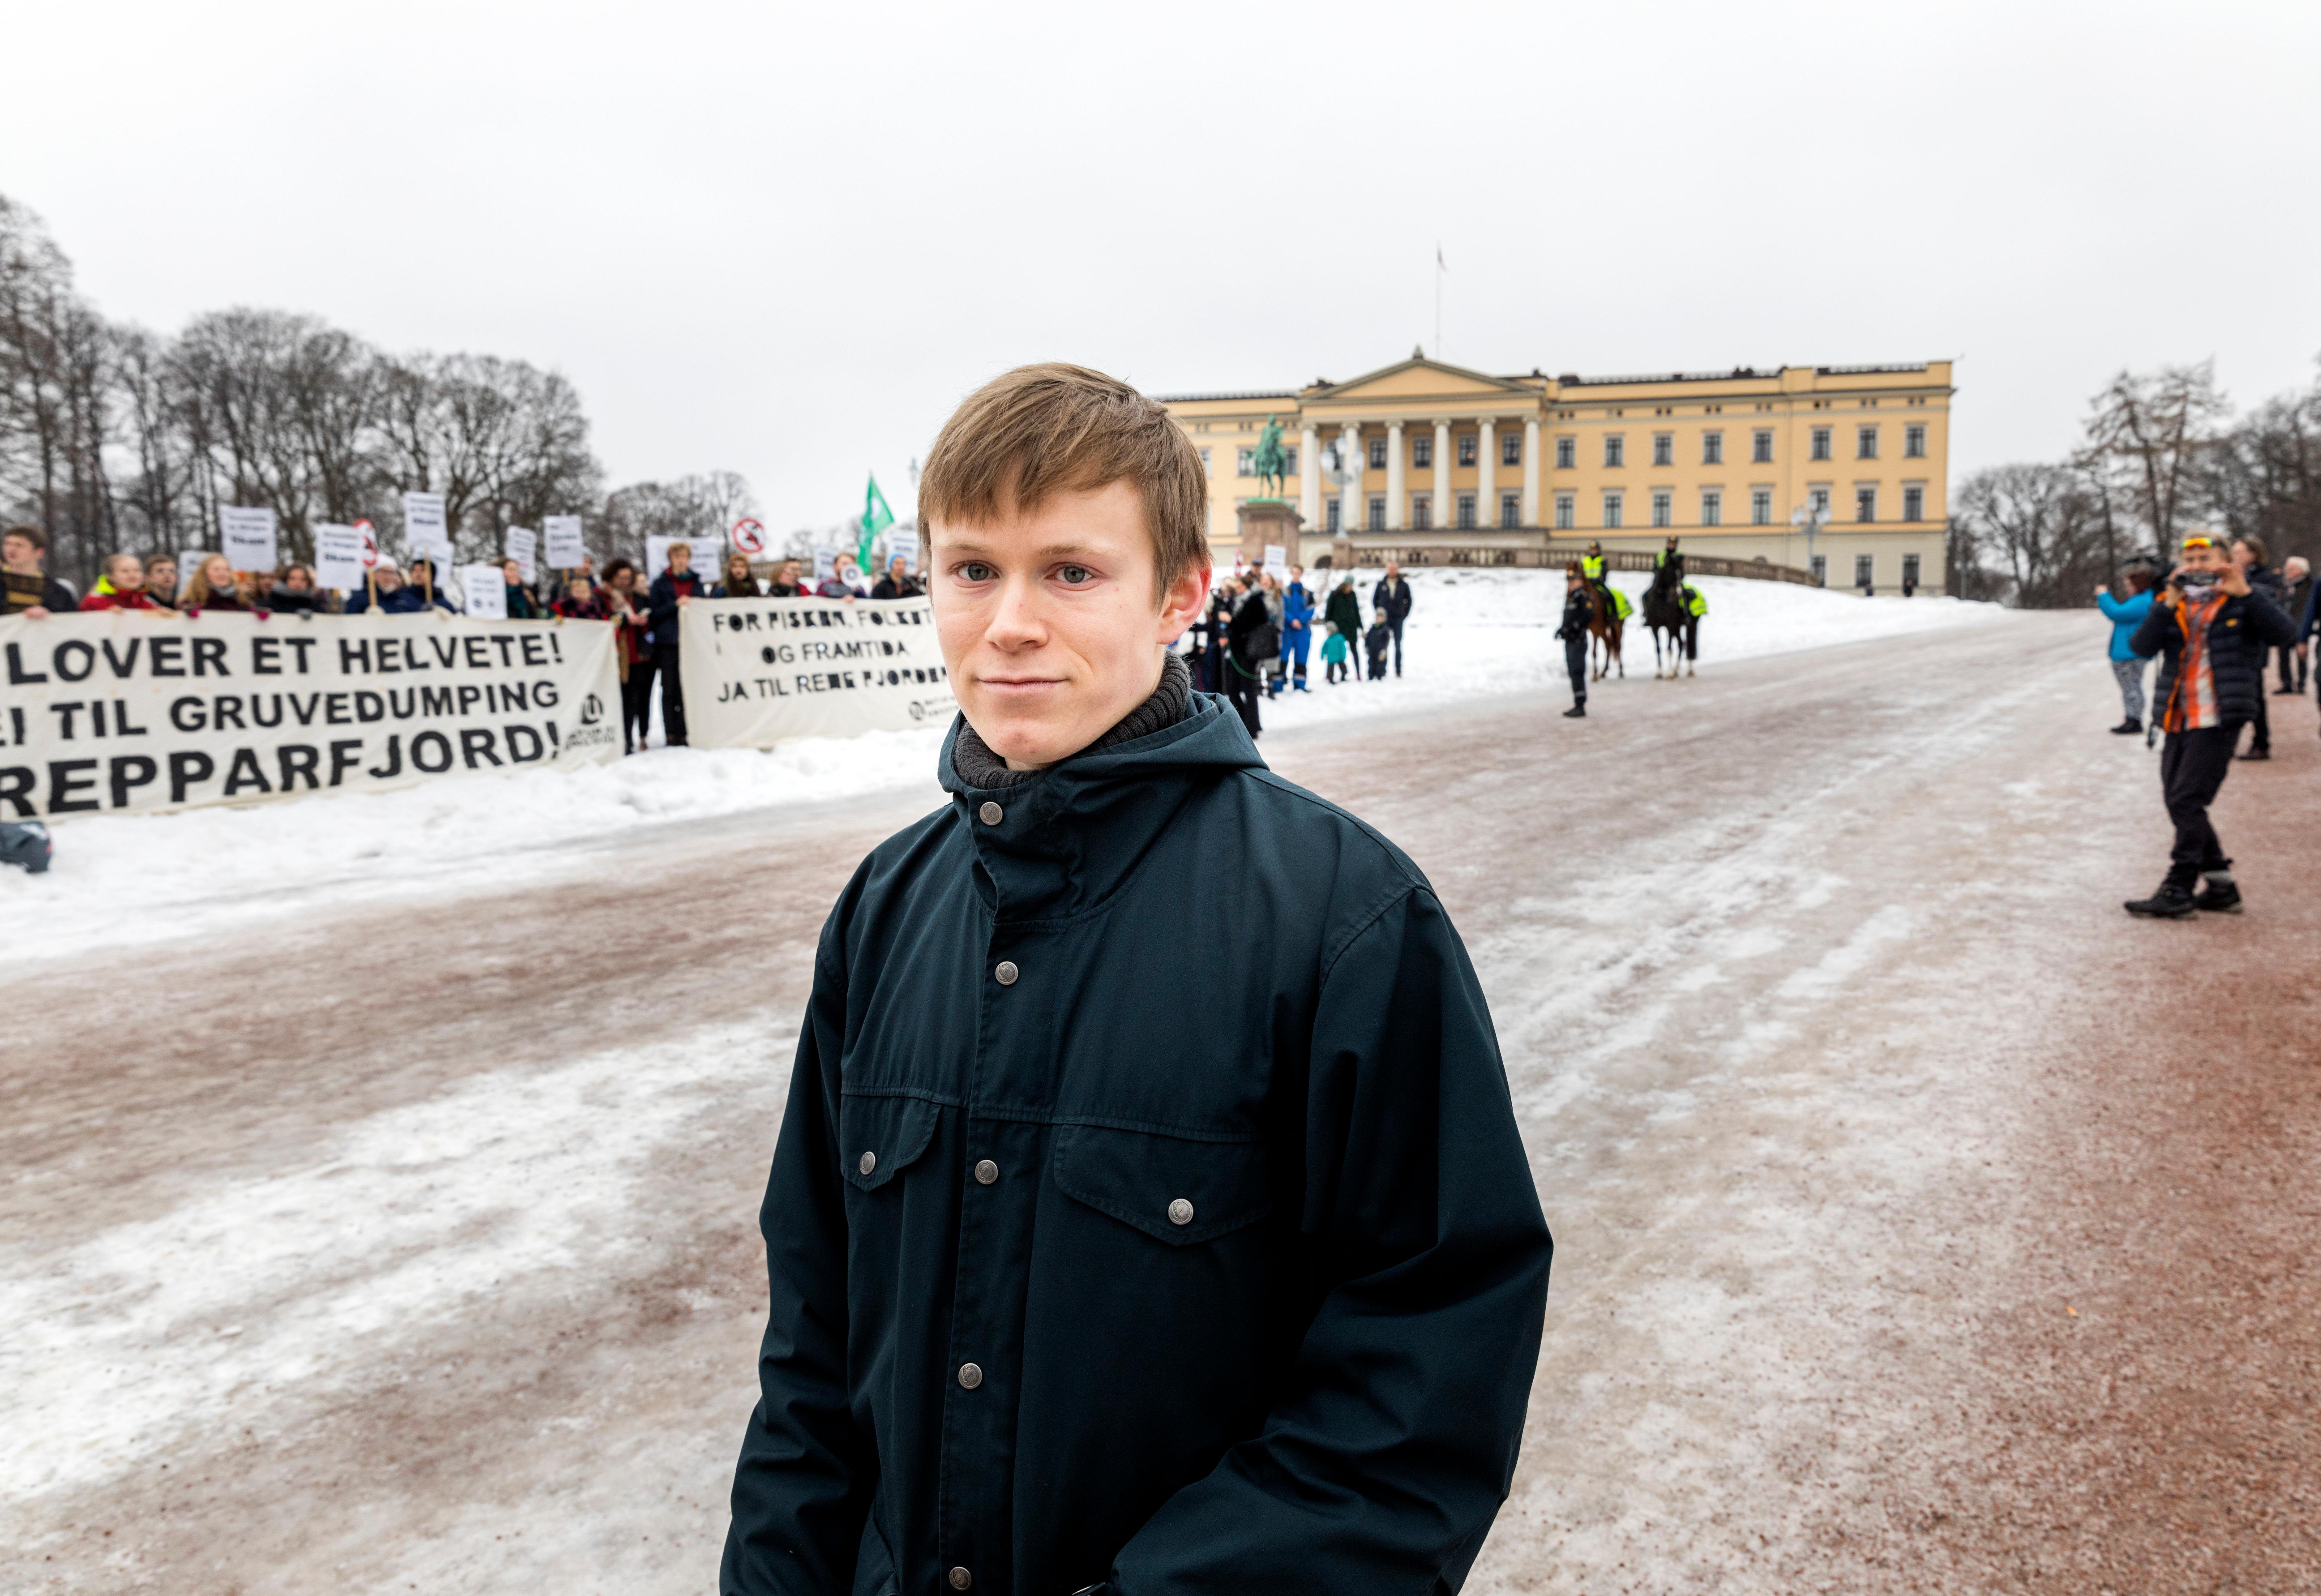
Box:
(919, 363, 1209, 598)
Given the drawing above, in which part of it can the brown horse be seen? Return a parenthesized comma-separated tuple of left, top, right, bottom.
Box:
(1567, 562, 1625, 680)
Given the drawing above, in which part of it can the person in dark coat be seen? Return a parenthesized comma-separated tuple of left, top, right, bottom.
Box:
(268, 564, 324, 615)
(2231, 535, 2284, 760)
(4, 523, 79, 617)
(1364, 605, 1392, 679)
(2124, 530, 2298, 917)
(1371, 560, 1414, 676)
(723, 363, 1551, 1596)
(647, 542, 706, 745)
(714, 550, 763, 599)
(501, 558, 544, 618)
(1553, 565, 1593, 718)
(767, 557, 809, 598)
(2279, 554, 2311, 695)
(1323, 572, 1361, 647)
(870, 554, 923, 599)
(1223, 572, 1271, 736)
(601, 559, 654, 752)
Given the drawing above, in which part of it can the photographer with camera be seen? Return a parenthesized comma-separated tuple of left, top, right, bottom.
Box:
(2123, 530, 2298, 918)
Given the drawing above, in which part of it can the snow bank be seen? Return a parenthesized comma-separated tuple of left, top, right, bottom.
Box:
(4, 571, 2007, 963)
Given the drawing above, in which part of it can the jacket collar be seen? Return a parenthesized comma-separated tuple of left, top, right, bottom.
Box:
(938, 690, 1265, 923)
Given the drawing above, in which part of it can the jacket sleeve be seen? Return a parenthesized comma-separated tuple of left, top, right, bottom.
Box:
(648, 574, 682, 630)
(1111, 887, 1553, 1596)
(2128, 600, 2176, 660)
(722, 936, 875, 1593)
(2096, 592, 2129, 623)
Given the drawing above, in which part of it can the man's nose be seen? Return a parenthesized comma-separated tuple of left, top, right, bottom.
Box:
(987, 576, 1046, 646)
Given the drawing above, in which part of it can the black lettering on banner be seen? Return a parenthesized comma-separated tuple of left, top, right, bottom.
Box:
(286, 637, 315, 674)
(87, 701, 103, 737)
(411, 731, 453, 774)
(355, 690, 385, 723)
(99, 636, 142, 677)
(501, 681, 528, 711)
(534, 680, 558, 709)
(325, 692, 350, 724)
(544, 720, 559, 750)
(192, 636, 228, 677)
(112, 698, 147, 735)
(388, 688, 416, 719)
(48, 702, 83, 739)
(150, 636, 184, 677)
(338, 638, 372, 673)
(0, 766, 32, 816)
(489, 635, 514, 668)
(278, 744, 320, 791)
(215, 696, 245, 731)
(110, 755, 158, 810)
(421, 686, 453, 717)
(8, 643, 50, 684)
(367, 735, 403, 779)
(49, 758, 100, 813)
(254, 637, 282, 675)
(223, 748, 272, 797)
(328, 740, 363, 787)
(169, 696, 206, 733)
(250, 694, 284, 729)
(288, 693, 320, 727)
(169, 750, 214, 803)
(456, 684, 482, 717)
(504, 724, 545, 762)
(55, 640, 96, 683)
(548, 632, 562, 663)
(376, 643, 400, 675)
(464, 636, 491, 670)
(430, 637, 459, 669)
(459, 728, 502, 768)
(520, 634, 546, 667)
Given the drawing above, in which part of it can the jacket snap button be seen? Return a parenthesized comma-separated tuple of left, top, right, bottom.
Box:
(958, 1362, 984, 1390)
(994, 960, 1019, 986)
(858, 1152, 877, 1176)
(978, 801, 1002, 825)
(975, 1159, 999, 1185)
(948, 1569, 974, 1591)
(1168, 1198, 1195, 1226)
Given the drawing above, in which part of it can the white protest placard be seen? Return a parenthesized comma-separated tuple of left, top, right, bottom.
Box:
(460, 564, 508, 619)
(402, 491, 454, 565)
(505, 526, 538, 586)
(314, 524, 367, 592)
(0, 609, 622, 818)
(813, 544, 837, 581)
(731, 518, 768, 558)
(678, 595, 956, 748)
(1262, 543, 1288, 574)
(886, 528, 921, 573)
(219, 506, 279, 572)
(542, 514, 586, 569)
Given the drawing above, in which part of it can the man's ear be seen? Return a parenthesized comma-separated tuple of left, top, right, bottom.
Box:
(1157, 561, 1211, 645)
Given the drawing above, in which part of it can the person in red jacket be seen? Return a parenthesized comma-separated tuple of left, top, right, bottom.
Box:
(78, 553, 159, 611)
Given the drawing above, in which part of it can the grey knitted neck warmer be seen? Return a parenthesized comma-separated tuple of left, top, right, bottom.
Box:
(952, 651, 1192, 790)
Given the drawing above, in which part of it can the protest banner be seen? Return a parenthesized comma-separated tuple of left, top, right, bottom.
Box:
(1262, 543, 1288, 573)
(313, 524, 367, 592)
(0, 610, 621, 819)
(542, 515, 586, 570)
(220, 506, 279, 572)
(461, 565, 508, 618)
(677, 595, 955, 747)
(402, 491, 454, 565)
(505, 526, 538, 585)
(812, 543, 838, 581)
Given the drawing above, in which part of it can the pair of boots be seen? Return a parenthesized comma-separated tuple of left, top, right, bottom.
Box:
(2125, 870, 2241, 919)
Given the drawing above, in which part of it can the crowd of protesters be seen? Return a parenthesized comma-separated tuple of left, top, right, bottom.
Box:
(1181, 558, 1416, 739)
(2106, 529, 2316, 919)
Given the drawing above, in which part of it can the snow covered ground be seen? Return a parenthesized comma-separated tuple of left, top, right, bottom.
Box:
(2, 570, 2006, 965)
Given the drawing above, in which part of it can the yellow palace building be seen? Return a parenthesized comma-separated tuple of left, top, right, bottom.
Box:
(1161, 351, 1954, 590)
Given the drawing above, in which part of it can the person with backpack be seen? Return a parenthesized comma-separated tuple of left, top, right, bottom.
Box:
(2123, 530, 2298, 918)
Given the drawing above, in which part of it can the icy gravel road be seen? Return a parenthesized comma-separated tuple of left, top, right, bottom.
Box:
(5, 612, 2316, 1594)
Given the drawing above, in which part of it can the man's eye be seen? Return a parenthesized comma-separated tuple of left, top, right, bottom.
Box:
(960, 562, 995, 582)
(1058, 566, 1092, 585)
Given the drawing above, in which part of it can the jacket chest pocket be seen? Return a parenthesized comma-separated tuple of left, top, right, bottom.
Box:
(1052, 1125, 1273, 1245)
(839, 1094, 941, 1191)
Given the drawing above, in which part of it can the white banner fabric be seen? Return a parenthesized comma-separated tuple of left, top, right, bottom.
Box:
(219, 506, 279, 572)
(0, 610, 621, 819)
(403, 492, 454, 564)
(314, 524, 367, 592)
(677, 595, 955, 747)
(505, 526, 538, 585)
(542, 515, 586, 569)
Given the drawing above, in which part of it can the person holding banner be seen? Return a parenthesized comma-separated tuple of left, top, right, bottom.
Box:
(144, 553, 180, 611)
(268, 565, 324, 615)
(78, 553, 160, 611)
(183, 553, 257, 613)
(723, 362, 1549, 1596)
(501, 558, 543, 619)
(3, 525, 77, 616)
(646, 542, 705, 746)
(814, 552, 866, 600)
(767, 557, 808, 598)
(599, 559, 654, 753)
(399, 556, 459, 615)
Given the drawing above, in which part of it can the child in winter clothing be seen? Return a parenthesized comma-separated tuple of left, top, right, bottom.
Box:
(1363, 609, 1392, 681)
(1320, 622, 1350, 685)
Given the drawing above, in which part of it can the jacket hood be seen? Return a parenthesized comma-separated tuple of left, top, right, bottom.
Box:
(937, 690, 1266, 921)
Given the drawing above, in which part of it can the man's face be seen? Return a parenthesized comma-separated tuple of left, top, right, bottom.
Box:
(931, 478, 1206, 772)
(1386, 562, 1401, 581)
(668, 548, 691, 575)
(2, 534, 35, 571)
(1289, 565, 1303, 583)
(377, 568, 404, 592)
(149, 561, 176, 591)
(2180, 544, 2228, 578)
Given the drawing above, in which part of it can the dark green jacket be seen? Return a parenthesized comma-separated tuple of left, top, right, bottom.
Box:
(1323, 583, 1362, 640)
(724, 692, 1552, 1596)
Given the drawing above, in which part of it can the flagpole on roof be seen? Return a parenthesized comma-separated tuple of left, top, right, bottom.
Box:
(1434, 243, 1446, 363)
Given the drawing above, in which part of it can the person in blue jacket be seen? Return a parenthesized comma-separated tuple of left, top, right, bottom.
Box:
(1277, 561, 1314, 691)
(721, 364, 1551, 1596)
(2096, 565, 2156, 733)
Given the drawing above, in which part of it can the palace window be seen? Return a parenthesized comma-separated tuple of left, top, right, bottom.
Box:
(1604, 435, 1625, 468)
(1602, 491, 1624, 529)
(1752, 428, 1773, 463)
(1810, 554, 1828, 586)
(1412, 493, 1433, 529)
(1651, 490, 1671, 528)
(1902, 553, 1922, 588)
(1457, 434, 1478, 467)
(1701, 489, 1722, 527)
(1751, 487, 1772, 525)
(1857, 425, 1879, 460)
(1555, 436, 1575, 469)
(1367, 495, 1386, 531)
(1810, 426, 1832, 462)
(1413, 433, 1433, 469)
(1456, 492, 1477, 529)
(1652, 432, 1673, 467)
(1501, 432, 1521, 467)
(1282, 447, 1297, 475)
(1702, 430, 1723, 466)
(1368, 436, 1387, 470)
(1236, 448, 1254, 476)
(1810, 487, 1830, 516)
(1905, 424, 1926, 459)
(1555, 493, 1575, 530)
(1325, 499, 1341, 533)
(1500, 492, 1520, 528)
(1903, 485, 1924, 522)
(1199, 447, 1211, 474)
(1854, 553, 1875, 588)
(1856, 486, 1877, 522)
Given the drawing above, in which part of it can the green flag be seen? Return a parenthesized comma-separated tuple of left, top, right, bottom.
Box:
(859, 474, 895, 577)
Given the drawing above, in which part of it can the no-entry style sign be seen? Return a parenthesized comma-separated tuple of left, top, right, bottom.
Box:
(731, 518, 768, 557)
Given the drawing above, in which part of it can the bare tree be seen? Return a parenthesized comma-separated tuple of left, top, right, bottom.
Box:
(2074, 361, 2231, 560)
(595, 471, 756, 565)
(1954, 463, 2109, 608)
(2204, 361, 2321, 570)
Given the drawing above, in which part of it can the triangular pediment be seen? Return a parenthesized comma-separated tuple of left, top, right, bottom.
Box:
(1310, 354, 1534, 402)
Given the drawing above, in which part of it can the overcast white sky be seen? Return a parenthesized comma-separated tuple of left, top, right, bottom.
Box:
(7, 0, 2317, 528)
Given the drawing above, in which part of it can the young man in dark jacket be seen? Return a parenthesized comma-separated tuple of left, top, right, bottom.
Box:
(2125, 531, 2298, 917)
(647, 542, 706, 745)
(723, 363, 1552, 1596)
(1371, 561, 1413, 676)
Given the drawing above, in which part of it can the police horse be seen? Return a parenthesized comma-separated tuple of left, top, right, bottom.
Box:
(1642, 556, 1699, 679)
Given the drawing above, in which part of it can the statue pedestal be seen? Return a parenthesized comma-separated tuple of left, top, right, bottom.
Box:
(1235, 500, 1304, 569)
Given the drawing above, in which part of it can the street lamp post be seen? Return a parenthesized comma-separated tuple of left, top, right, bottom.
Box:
(1790, 499, 1831, 586)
